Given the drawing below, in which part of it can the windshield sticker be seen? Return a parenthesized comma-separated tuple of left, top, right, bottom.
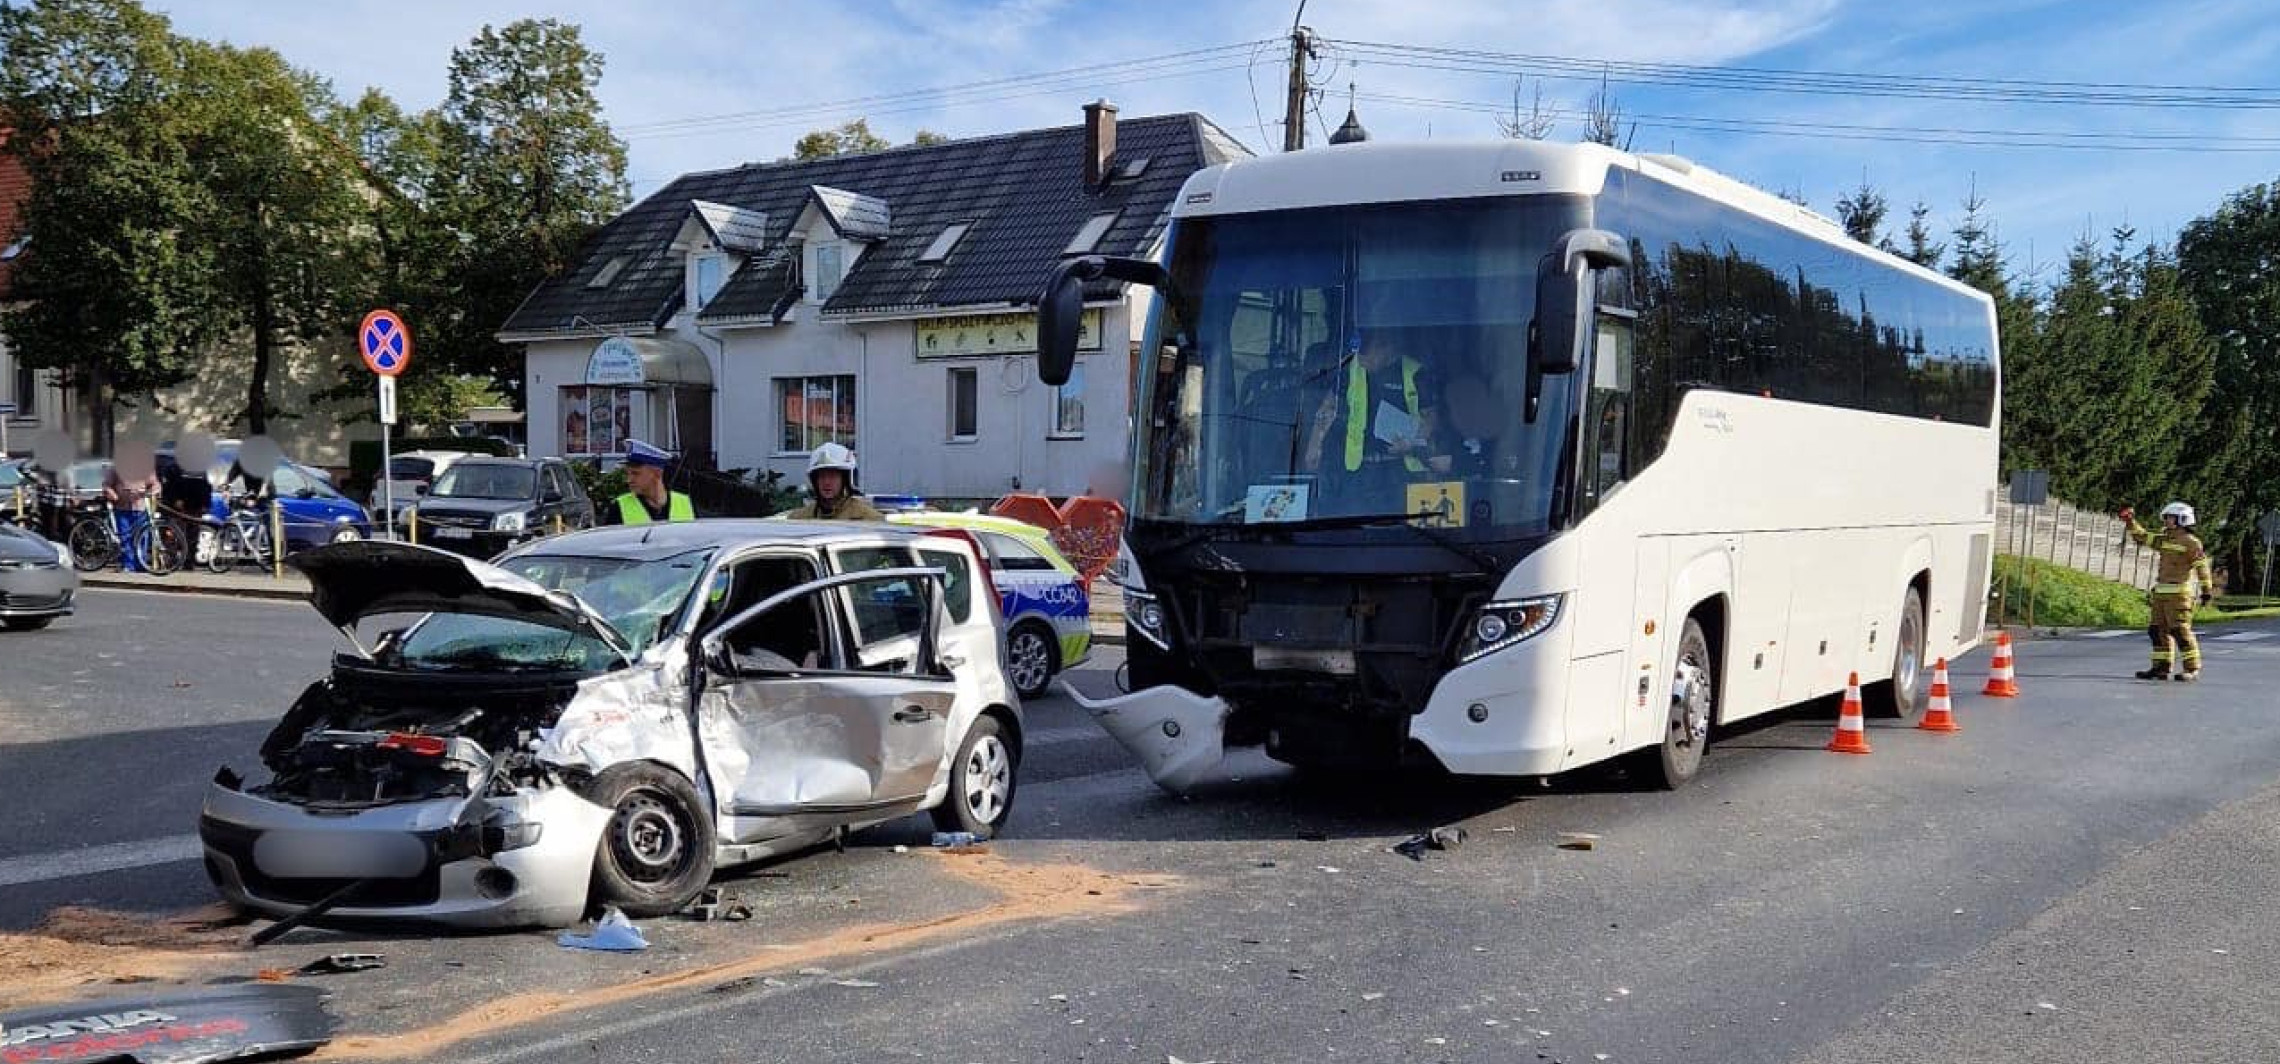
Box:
(1406, 482, 1467, 528)
(1243, 484, 1310, 524)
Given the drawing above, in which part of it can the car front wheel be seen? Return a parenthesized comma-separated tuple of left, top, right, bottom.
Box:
(584, 763, 715, 918)
(931, 715, 1017, 837)
(329, 524, 363, 545)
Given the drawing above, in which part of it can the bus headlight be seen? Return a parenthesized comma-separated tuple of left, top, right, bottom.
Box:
(1458, 595, 1563, 664)
(1125, 590, 1171, 650)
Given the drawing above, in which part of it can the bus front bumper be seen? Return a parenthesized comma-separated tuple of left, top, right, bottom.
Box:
(1058, 681, 1229, 795)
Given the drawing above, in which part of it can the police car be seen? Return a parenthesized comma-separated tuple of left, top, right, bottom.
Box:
(888, 511, 1091, 700)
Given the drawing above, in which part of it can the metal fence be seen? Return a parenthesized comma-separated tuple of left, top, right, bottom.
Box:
(1994, 493, 2156, 590)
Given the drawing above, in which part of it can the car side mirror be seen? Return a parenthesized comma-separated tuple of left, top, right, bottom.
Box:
(543, 489, 564, 503)
(294, 488, 317, 500)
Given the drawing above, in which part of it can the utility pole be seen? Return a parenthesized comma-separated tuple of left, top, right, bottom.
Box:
(1283, 1, 1315, 152)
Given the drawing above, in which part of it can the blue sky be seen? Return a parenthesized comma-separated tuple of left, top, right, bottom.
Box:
(160, 0, 2280, 288)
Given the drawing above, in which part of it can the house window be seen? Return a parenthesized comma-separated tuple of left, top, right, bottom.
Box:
(778, 375, 857, 454)
(1050, 362, 1085, 438)
(1063, 212, 1120, 256)
(918, 223, 970, 265)
(812, 243, 844, 302)
(691, 252, 729, 310)
(12, 362, 33, 419)
(588, 255, 630, 289)
(947, 367, 978, 441)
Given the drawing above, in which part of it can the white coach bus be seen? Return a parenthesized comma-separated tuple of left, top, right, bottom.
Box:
(1037, 140, 1999, 792)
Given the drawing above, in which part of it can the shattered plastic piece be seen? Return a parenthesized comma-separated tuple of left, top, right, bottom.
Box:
(1615, 987, 1630, 996)
(1317, 866, 1342, 874)
(1557, 832, 1601, 850)
(932, 831, 988, 847)
(298, 953, 385, 975)
(893, 845, 911, 854)
(1492, 826, 1519, 833)
(1425, 1037, 1448, 1046)
(0, 984, 334, 1064)
(557, 907, 648, 952)
(724, 904, 753, 922)
(1430, 826, 1467, 849)
(1596, 1055, 1611, 1061)
(833, 979, 881, 988)
(1061, 681, 1231, 794)
(1049, 994, 1070, 1002)
(2036, 1002, 2059, 1011)
(1361, 992, 1386, 1001)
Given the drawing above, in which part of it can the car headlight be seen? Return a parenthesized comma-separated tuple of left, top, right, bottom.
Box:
(52, 540, 72, 568)
(492, 511, 527, 532)
(1457, 594, 1564, 664)
(1125, 590, 1171, 650)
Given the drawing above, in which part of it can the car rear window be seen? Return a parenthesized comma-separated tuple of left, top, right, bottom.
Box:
(982, 531, 1060, 572)
(388, 457, 437, 479)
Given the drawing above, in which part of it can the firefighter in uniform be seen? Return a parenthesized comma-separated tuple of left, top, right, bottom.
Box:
(782, 442, 883, 521)
(2122, 501, 2216, 681)
(600, 440, 695, 526)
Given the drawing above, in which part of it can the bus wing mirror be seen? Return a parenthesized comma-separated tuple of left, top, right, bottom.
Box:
(1036, 255, 1172, 387)
(1531, 229, 1632, 376)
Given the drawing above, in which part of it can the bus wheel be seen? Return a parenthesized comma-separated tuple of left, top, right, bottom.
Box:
(1866, 588, 1928, 723)
(1635, 617, 1713, 790)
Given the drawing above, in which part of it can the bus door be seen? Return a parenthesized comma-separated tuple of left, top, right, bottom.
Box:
(1569, 306, 1643, 760)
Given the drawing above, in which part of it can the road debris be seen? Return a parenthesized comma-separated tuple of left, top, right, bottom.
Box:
(1361, 992, 1386, 1002)
(255, 967, 294, 983)
(298, 952, 385, 975)
(832, 978, 881, 988)
(1557, 832, 1601, 851)
(0, 983, 334, 1064)
(557, 907, 648, 952)
(1316, 866, 1342, 874)
(1392, 825, 1469, 860)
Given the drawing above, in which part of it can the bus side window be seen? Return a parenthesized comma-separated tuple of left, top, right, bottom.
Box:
(1581, 310, 1636, 514)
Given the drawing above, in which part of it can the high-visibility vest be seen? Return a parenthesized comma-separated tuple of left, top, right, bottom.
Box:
(616, 491, 694, 525)
(1345, 356, 1425, 473)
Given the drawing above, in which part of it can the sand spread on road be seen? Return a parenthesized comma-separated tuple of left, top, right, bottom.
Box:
(322, 852, 1177, 1061)
(0, 903, 250, 1006)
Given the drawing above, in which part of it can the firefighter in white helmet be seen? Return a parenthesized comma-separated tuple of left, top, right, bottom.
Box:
(783, 442, 883, 521)
(2120, 500, 2216, 681)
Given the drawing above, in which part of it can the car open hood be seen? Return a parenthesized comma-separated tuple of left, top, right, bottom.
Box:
(290, 541, 632, 665)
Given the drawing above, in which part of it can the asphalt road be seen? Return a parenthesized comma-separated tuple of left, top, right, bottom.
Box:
(4, 588, 2280, 1063)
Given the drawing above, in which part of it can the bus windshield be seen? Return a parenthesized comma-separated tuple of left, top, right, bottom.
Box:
(1136, 196, 1591, 537)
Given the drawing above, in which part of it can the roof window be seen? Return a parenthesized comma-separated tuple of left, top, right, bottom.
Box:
(587, 255, 631, 289)
(1062, 212, 1120, 256)
(918, 222, 971, 265)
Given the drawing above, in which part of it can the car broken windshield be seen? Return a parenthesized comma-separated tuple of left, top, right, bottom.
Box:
(387, 550, 713, 671)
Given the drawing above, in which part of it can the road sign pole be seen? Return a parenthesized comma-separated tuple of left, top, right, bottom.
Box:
(379, 375, 397, 541)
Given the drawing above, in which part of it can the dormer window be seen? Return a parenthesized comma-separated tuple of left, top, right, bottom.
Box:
(811, 243, 844, 303)
(691, 251, 730, 310)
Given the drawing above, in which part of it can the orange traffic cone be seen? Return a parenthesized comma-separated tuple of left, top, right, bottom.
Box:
(1918, 658, 1961, 733)
(1827, 672, 1872, 754)
(1982, 632, 2020, 698)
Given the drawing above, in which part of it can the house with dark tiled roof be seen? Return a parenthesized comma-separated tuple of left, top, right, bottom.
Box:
(499, 102, 1249, 500)
(0, 129, 63, 446)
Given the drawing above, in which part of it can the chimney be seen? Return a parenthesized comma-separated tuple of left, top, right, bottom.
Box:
(1083, 98, 1118, 188)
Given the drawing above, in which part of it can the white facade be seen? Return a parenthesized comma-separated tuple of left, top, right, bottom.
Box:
(524, 215, 1143, 503)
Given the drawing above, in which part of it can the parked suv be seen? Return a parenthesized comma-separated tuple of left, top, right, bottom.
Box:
(366, 450, 473, 524)
(404, 457, 594, 558)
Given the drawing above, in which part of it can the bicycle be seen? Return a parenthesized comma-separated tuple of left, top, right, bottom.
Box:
(68, 497, 186, 575)
(202, 494, 277, 574)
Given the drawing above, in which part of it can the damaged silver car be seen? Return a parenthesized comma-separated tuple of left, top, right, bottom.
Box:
(199, 523, 1022, 928)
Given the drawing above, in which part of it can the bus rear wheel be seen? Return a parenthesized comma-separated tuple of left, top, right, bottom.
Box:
(1866, 588, 1928, 723)
(1634, 617, 1713, 790)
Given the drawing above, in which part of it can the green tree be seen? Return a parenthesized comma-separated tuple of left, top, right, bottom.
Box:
(1833, 179, 1889, 247)
(2179, 180, 2280, 576)
(432, 18, 628, 396)
(178, 41, 367, 434)
(793, 117, 892, 160)
(1900, 200, 1944, 268)
(910, 128, 949, 147)
(0, 0, 217, 453)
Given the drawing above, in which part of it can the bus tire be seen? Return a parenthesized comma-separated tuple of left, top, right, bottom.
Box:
(1633, 617, 1713, 790)
(1866, 587, 1928, 722)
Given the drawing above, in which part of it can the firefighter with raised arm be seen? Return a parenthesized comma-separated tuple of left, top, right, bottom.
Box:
(2121, 501, 2217, 681)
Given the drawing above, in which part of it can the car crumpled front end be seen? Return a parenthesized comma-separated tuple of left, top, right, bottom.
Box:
(198, 668, 623, 929)
(199, 540, 700, 930)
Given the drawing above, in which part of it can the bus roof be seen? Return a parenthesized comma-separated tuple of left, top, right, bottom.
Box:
(1171, 139, 1988, 306)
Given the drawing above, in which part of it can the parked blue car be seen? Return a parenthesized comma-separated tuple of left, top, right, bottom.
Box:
(158, 452, 373, 552)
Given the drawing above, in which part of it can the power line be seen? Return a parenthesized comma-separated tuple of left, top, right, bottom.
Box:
(1326, 39, 2280, 110)
(616, 40, 1273, 140)
(1352, 89, 2280, 152)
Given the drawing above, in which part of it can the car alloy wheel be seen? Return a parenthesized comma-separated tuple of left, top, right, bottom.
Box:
(1006, 624, 1055, 699)
(961, 733, 1013, 828)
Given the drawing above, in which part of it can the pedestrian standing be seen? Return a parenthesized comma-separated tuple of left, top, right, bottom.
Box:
(2121, 501, 2217, 681)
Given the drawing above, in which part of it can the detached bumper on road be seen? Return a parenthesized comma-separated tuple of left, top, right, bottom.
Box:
(198, 775, 612, 929)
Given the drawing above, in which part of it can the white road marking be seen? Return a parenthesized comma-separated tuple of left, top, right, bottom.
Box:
(0, 834, 203, 888)
(2080, 630, 2136, 639)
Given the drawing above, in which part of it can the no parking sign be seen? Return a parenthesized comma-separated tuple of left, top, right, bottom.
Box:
(359, 309, 412, 377)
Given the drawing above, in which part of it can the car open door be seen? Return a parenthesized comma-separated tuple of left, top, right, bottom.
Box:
(695, 567, 957, 844)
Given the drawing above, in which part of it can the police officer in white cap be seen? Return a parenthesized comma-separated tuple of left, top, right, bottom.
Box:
(601, 439, 695, 525)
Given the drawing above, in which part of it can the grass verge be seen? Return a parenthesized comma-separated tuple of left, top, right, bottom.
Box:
(1990, 554, 2280, 628)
